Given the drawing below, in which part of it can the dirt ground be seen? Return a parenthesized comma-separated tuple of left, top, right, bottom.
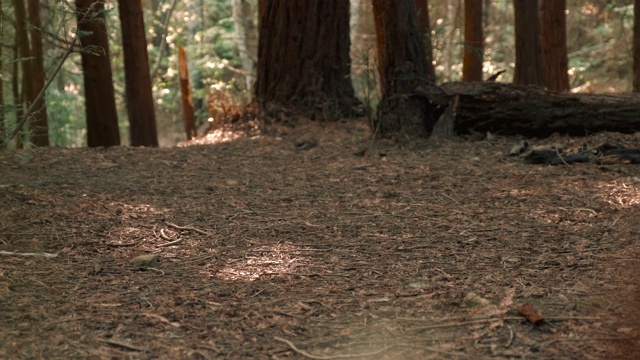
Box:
(1, 120, 639, 359)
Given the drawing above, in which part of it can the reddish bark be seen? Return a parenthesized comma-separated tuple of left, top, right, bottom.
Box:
(255, 0, 361, 119)
(27, 0, 49, 146)
(178, 46, 197, 140)
(463, 0, 483, 82)
(372, 0, 437, 137)
(513, 0, 545, 86)
(118, 0, 158, 146)
(541, 0, 569, 91)
(77, 0, 121, 147)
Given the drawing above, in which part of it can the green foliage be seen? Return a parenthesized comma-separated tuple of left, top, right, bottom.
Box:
(46, 87, 86, 147)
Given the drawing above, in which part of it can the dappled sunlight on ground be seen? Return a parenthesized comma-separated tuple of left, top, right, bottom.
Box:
(178, 128, 254, 147)
(1, 125, 639, 358)
(596, 179, 640, 208)
(214, 243, 310, 281)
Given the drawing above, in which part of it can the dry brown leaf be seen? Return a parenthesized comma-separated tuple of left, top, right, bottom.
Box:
(519, 304, 544, 325)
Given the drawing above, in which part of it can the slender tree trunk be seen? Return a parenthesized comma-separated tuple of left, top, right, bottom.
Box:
(231, 0, 258, 92)
(27, 0, 49, 146)
(513, 0, 545, 86)
(463, 0, 483, 81)
(150, 0, 177, 79)
(413, 0, 436, 81)
(372, 0, 437, 137)
(14, 0, 30, 148)
(187, 0, 204, 114)
(255, 0, 361, 119)
(634, 0, 640, 92)
(76, 0, 121, 147)
(178, 46, 196, 140)
(12, 40, 20, 148)
(118, 0, 158, 147)
(540, 0, 569, 91)
(0, 0, 4, 139)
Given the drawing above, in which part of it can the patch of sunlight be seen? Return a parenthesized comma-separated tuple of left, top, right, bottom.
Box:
(178, 128, 247, 146)
(596, 179, 640, 207)
(214, 243, 309, 282)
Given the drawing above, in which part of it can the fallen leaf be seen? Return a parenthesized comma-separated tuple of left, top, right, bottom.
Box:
(519, 304, 544, 325)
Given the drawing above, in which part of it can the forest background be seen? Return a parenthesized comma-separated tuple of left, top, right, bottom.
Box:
(1, 0, 637, 147)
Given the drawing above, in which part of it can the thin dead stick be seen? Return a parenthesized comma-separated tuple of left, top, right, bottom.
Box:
(165, 221, 212, 236)
(406, 315, 601, 332)
(156, 238, 183, 247)
(274, 336, 393, 359)
(2, 33, 78, 149)
(0, 250, 57, 258)
(98, 338, 144, 351)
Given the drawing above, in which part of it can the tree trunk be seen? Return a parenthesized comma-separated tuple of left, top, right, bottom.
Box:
(258, 0, 266, 26)
(634, 0, 640, 92)
(434, 82, 640, 137)
(27, 0, 49, 147)
(187, 0, 204, 116)
(76, 0, 121, 147)
(150, 0, 178, 79)
(231, 0, 258, 92)
(0, 0, 4, 139)
(372, 0, 437, 138)
(513, 0, 545, 86)
(413, 0, 436, 81)
(540, 0, 569, 92)
(14, 0, 33, 148)
(463, 0, 483, 82)
(255, 0, 361, 119)
(118, 0, 158, 147)
(178, 46, 196, 140)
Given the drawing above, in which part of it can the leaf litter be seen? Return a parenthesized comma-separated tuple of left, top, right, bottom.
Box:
(0, 120, 639, 359)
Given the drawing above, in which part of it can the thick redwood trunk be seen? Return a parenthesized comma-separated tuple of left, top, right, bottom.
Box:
(255, 0, 361, 119)
(541, 0, 569, 92)
(463, 0, 483, 82)
(118, 0, 158, 147)
(513, 0, 545, 86)
(413, 0, 435, 81)
(372, 0, 437, 137)
(77, 0, 121, 147)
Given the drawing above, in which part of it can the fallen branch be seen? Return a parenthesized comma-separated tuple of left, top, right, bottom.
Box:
(156, 238, 183, 247)
(165, 221, 212, 236)
(0, 250, 58, 258)
(274, 336, 393, 359)
(98, 338, 143, 351)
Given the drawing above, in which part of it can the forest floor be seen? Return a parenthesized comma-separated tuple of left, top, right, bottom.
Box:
(1, 120, 640, 359)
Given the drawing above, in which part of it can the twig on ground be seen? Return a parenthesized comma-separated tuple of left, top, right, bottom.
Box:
(0, 250, 57, 258)
(165, 221, 212, 236)
(98, 338, 144, 351)
(157, 238, 183, 247)
(274, 336, 393, 359)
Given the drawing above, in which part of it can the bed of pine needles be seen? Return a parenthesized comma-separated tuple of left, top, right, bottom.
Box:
(1, 120, 639, 359)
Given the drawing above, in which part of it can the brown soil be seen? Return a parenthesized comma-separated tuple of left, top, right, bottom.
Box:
(1, 121, 639, 359)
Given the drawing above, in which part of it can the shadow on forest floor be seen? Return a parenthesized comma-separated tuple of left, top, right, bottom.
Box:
(1, 120, 639, 359)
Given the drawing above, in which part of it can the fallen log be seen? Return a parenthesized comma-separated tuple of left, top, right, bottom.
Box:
(429, 82, 640, 137)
